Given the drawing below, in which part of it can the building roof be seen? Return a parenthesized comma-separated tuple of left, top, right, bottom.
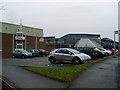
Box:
(102, 38, 113, 41)
(60, 33, 100, 39)
(44, 36, 55, 38)
(101, 38, 119, 44)
(44, 36, 55, 41)
(1, 22, 43, 31)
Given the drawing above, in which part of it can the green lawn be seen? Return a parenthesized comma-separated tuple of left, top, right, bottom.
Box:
(21, 56, 113, 84)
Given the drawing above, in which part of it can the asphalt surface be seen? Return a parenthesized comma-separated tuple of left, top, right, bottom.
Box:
(70, 57, 118, 88)
(3, 57, 75, 67)
(2, 65, 67, 88)
(3, 57, 50, 67)
(2, 57, 119, 89)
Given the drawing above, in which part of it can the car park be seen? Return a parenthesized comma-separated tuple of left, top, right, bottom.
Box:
(39, 49, 49, 56)
(48, 48, 91, 65)
(27, 49, 39, 57)
(74, 47, 106, 60)
(12, 49, 32, 58)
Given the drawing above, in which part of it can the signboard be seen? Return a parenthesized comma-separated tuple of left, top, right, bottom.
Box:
(15, 36, 25, 40)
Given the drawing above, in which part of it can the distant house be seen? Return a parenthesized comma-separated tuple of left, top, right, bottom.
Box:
(101, 38, 119, 49)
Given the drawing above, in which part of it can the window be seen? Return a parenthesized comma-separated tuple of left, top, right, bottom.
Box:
(16, 45, 22, 48)
(16, 40, 22, 44)
(62, 50, 70, 54)
(83, 47, 93, 52)
(55, 49, 71, 54)
(15, 50, 21, 53)
(16, 32, 23, 37)
(55, 50, 62, 53)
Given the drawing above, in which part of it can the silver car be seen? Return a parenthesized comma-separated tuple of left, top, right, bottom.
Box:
(48, 48, 91, 65)
(12, 49, 32, 58)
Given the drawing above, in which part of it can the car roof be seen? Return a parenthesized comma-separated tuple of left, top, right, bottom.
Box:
(56, 48, 75, 51)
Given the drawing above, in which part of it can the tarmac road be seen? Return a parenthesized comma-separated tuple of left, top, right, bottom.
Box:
(2, 57, 75, 67)
(2, 57, 50, 67)
(69, 57, 118, 88)
(2, 65, 67, 88)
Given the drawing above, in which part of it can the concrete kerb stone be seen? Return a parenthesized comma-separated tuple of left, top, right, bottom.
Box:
(1, 75, 17, 89)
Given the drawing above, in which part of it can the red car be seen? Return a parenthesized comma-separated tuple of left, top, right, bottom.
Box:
(110, 48, 116, 55)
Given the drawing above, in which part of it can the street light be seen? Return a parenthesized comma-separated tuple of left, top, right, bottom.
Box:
(114, 30, 120, 54)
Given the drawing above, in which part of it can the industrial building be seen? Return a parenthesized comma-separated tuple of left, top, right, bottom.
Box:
(1, 22, 118, 58)
(101, 38, 119, 49)
(56, 34, 101, 48)
(1, 22, 45, 58)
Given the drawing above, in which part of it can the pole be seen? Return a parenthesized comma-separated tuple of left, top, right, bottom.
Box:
(114, 31, 116, 55)
(25, 35, 26, 50)
(118, 30, 120, 53)
(12, 34, 14, 51)
(35, 36, 37, 49)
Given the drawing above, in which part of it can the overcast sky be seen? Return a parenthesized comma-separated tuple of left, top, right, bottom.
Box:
(1, 0, 119, 40)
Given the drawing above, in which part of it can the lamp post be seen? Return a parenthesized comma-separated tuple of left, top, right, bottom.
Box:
(114, 30, 120, 55)
(118, 30, 120, 54)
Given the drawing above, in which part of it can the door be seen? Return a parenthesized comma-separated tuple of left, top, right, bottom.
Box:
(54, 49, 64, 61)
(15, 50, 22, 57)
(62, 50, 73, 61)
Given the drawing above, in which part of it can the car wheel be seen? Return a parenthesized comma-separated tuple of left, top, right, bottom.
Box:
(49, 57, 56, 64)
(39, 54, 43, 57)
(22, 55, 25, 58)
(106, 53, 109, 56)
(73, 57, 81, 65)
(12, 55, 15, 58)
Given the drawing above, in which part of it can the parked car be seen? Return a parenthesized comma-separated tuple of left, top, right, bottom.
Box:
(48, 48, 91, 65)
(110, 48, 116, 55)
(97, 47, 112, 56)
(27, 49, 39, 57)
(12, 49, 32, 58)
(39, 49, 49, 56)
(74, 47, 105, 60)
(94, 48, 108, 57)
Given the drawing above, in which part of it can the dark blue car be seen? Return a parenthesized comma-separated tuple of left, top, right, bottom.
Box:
(27, 49, 39, 57)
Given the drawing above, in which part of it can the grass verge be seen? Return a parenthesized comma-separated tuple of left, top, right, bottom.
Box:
(20, 56, 113, 84)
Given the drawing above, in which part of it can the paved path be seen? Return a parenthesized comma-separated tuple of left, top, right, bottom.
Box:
(2, 57, 118, 89)
(2, 65, 67, 88)
(69, 58, 118, 88)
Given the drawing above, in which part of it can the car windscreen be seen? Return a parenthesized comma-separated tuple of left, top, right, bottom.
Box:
(22, 50, 28, 53)
(98, 48, 105, 51)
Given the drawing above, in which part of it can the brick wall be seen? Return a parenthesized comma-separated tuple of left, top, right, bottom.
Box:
(2, 33, 49, 58)
(37, 37, 46, 49)
(2, 33, 13, 58)
(26, 36, 36, 50)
